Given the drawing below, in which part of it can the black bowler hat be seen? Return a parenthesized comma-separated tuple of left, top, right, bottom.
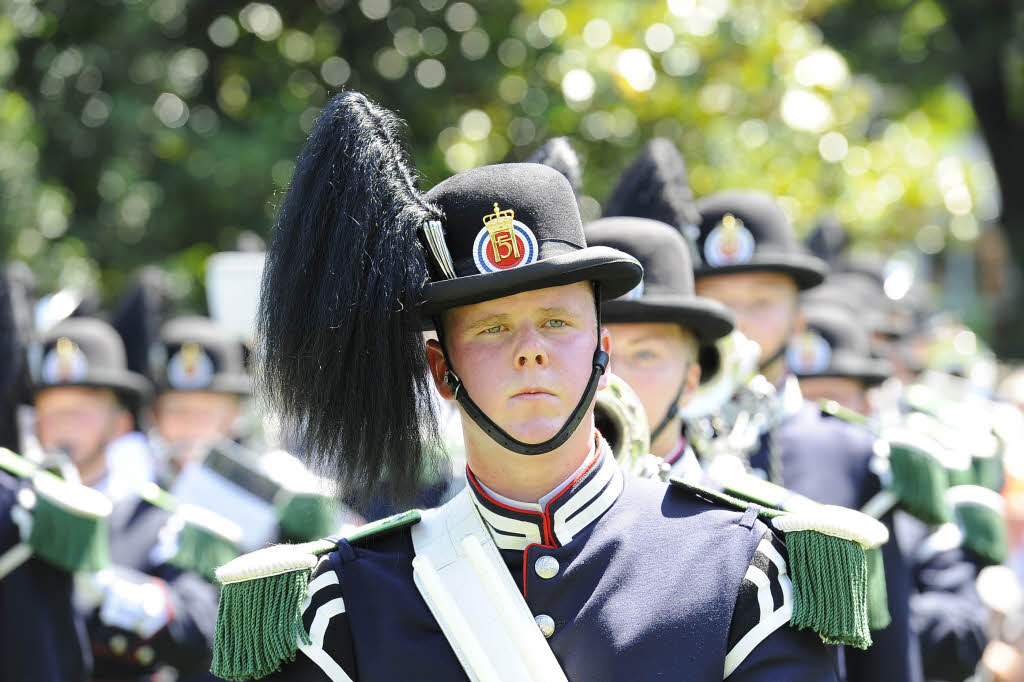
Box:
(693, 192, 827, 289)
(151, 316, 250, 396)
(34, 317, 152, 407)
(418, 163, 642, 316)
(788, 303, 890, 386)
(585, 217, 733, 345)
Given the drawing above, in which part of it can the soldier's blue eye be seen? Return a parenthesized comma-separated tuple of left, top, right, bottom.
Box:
(485, 325, 503, 334)
(546, 319, 566, 328)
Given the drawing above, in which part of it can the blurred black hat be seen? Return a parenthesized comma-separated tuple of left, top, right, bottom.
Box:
(525, 137, 582, 196)
(585, 216, 733, 345)
(693, 191, 827, 289)
(604, 138, 701, 233)
(34, 317, 153, 408)
(788, 303, 890, 386)
(109, 266, 174, 382)
(152, 316, 250, 396)
(805, 214, 851, 266)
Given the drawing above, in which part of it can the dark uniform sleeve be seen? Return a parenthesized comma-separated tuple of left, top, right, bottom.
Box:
(725, 531, 837, 681)
(905, 520, 988, 681)
(263, 554, 358, 681)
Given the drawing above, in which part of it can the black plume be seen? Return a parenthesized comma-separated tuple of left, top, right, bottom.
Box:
(109, 266, 174, 381)
(0, 267, 33, 451)
(806, 215, 850, 266)
(256, 92, 443, 506)
(604, 138, 700, 229)
(526, 137, 582, 196)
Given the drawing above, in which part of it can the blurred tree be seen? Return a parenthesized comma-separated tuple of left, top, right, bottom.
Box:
(813, 0, 1024, 355)
(0, 0, 1004, 350)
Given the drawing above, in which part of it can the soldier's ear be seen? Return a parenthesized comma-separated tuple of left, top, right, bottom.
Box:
(597, 327, 612, 391)
(425, 339, 454, 400)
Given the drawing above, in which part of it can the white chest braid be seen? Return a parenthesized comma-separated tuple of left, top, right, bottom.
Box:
(410, 489, 569, 682)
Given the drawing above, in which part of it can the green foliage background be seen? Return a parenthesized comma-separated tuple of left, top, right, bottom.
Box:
(0, 0, 1011, 334)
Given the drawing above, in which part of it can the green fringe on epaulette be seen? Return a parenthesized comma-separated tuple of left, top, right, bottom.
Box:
(278, 493, 340, 543)
(971, 455, 1005, 492)
(786, 530, 872, 650)
(169, 523, 240, 582)
(29, 491, 111, 573)
(211, 539, 336, 681)
(866, 546, 891, 630)
(889, 442, 949, 525)
(956, 502, 1008, 566)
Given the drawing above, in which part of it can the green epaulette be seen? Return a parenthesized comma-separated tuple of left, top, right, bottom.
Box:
(139, 482, 243, 581)
(877, 423, 951, 526)
(818, 399, 869, 427)
(0, 448, 112, 574)
(211, 509, 420, 681)
(672, 475, 890, 649)
(946, 485, 1008, 566)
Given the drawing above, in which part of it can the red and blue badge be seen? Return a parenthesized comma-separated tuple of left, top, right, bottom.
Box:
(473, 202, 539, 274)
(704, 213, 755, 267)
(787, 331, 833, 374)
(41, 337, 89, 384)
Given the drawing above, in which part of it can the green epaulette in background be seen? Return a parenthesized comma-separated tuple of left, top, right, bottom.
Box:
(0, 448, 112, 574)
(946, 485, 1008, 566)
(211, 509, 421, 681)
(140, 482, 243, 581)
(818, 399, 869, 427)
(672, 475, 890, 649)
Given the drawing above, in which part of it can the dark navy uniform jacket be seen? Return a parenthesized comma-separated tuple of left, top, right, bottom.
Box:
(0, 469, 92, 682)
(262, 439, 836, 681)
(894, 513, 987, 681)
(748, 397, 922, 682)
(88, 496, 220, 681)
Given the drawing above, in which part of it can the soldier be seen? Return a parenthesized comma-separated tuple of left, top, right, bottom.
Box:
(32, 317, 225, 680)
(0, 268, 93, 682)
(585, 216, 734, 478)
(604, 139, 922, 682)
(150, 315, 250, 478)
(208, 93, 858, 681)
(792, 297, 990, 681)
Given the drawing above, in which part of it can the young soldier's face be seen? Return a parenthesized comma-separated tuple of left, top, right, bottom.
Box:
(605, 322, 699, 432)
(434, 282, 608, 444)
(797, 376, 870, 415)
(154, 390, 240, 467)
(695, 272, 800, 364)
(35, 386, 131, 482)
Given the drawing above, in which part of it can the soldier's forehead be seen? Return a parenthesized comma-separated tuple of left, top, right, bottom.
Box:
(443, 281, 596, 327)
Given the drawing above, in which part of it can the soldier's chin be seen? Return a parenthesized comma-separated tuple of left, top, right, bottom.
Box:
(501, 417, 568, 447)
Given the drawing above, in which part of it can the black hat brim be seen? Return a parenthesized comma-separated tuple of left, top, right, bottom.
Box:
(694, 253, 827, 290)
(795, 355, 891, 387)
(419, 246, 642, 317)
(601, 295, 734, 345)
(34, 369, 153, 407)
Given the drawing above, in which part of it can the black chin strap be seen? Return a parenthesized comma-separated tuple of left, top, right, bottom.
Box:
(649, 362, 690, 443)
(437, 284, 608, 456)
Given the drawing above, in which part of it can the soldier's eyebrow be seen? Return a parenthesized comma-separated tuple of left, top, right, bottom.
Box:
(466, 313, 512, 332)
(538, 307, 583, 322)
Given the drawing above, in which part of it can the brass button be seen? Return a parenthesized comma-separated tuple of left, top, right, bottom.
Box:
(135, 645, 156, 665)
(535, 614, 555, 638)
(109, 634, 128, 656)
(534, 555, 559, 579)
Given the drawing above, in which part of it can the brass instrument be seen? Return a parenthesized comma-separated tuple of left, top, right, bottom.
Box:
(594, 372, 650, 473)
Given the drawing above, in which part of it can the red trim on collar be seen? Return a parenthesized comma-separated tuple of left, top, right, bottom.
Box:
(663, 436, 687, 465)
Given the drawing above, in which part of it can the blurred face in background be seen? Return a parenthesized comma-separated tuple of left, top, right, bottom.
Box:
(605, 322, 700, 457)
(35, 386, 132, 486)
(695, 272, 803, 384)
(153, 390, 240, 470)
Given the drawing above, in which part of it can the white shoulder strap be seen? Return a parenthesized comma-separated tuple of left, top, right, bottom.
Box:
(410, 489, 568, 682)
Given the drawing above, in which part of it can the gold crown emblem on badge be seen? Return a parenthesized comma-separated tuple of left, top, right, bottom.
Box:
(54, 337, 80, 381)
(718, 213, 742, 254)
(482, 202, 521, 263)
(180, 342, 202, 375)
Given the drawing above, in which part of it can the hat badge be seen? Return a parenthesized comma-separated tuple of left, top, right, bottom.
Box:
(787, 331, 833, 374)
(704, 213, 756, 267)
(41, 337, 89, 384)
(167, 341, 215, 390)
(473, 202, 539, 274)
